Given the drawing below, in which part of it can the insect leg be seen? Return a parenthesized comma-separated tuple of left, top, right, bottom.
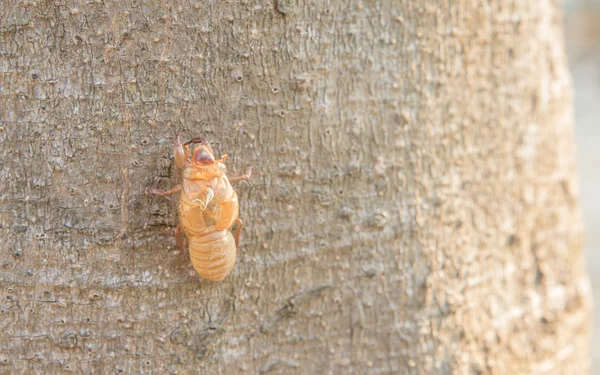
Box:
(174, 134, 188, 168)
(232, 218, 244, 248)
(174, 225, 187, 256)
(228, 167, 253, 182)
(146, 184, 181, 197)
(215, 197, 239, 231)
(183, 137, 209, 146)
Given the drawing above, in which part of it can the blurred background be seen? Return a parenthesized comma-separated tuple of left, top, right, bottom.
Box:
(563, 0, 600, 371)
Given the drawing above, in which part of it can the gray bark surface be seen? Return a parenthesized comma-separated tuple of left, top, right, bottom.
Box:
(0, 0, 591, 374)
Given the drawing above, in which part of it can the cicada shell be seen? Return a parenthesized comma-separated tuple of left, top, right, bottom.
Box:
(148, 136, 251, 281)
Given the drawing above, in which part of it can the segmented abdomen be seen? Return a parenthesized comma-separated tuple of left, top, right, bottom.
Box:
(188, 230, 236, 281)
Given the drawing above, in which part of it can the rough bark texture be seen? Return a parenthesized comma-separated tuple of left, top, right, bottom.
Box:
(0, 0, 591, 374)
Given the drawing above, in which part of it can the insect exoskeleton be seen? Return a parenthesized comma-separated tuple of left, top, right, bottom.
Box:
(188, 230, 236, 282)
(147, 135, 251, 281)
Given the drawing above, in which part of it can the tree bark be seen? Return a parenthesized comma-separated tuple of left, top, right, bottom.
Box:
(0, 0, 591, 374)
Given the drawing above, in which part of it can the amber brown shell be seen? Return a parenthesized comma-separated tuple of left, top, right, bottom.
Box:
(188, 230, 236, 281)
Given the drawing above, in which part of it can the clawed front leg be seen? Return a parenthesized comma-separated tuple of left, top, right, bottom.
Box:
(229, 167, 253, 182)
(146, 184, 182, 197)
(184, 137, 209, 146)
(174, 225, 187, 256)
(232, 218, 244, 248)
(174, 134, 189, 169)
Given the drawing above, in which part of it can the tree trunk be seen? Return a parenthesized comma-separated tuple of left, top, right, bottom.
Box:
(0, 0, 591, 374)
